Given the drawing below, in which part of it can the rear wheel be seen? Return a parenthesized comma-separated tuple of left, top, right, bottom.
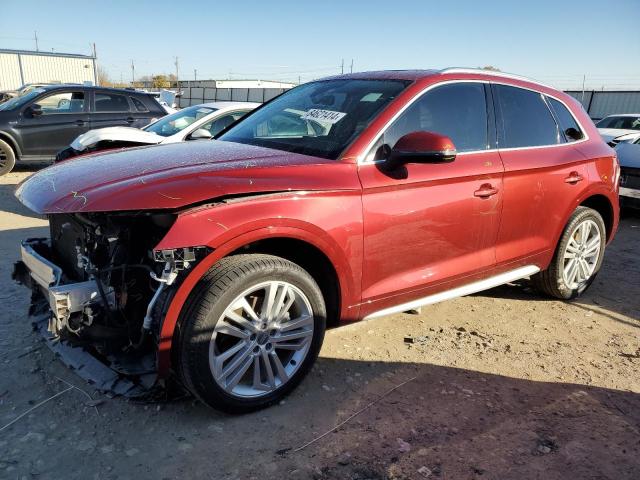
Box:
(0, 139, 16, 176)
(532, 206, 606, 299)
(176, 254, 326, 412)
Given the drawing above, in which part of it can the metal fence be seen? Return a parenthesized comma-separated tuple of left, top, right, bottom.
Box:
(178, 81, 290, 108)
(565, 90, 640, 120)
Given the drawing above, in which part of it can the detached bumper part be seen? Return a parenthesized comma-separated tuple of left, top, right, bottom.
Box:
(17, 238, 114, 331)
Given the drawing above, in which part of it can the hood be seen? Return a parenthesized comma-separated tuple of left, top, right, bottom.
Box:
(598, 128, 640, 143)
(16, 140, 356, 214)
(615, 141, 640, 168)
(71, 127, 163, 151)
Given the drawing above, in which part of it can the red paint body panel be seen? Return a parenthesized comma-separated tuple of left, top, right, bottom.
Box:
(14, 70, 620, 379)
(356, 151, 504, 317)
(15, 141, 348, 213)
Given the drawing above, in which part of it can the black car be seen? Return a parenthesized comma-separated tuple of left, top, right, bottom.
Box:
(0, 85, 167, 175)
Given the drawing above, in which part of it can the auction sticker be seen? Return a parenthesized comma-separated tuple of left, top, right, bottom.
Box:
(301, 109, 347, 124)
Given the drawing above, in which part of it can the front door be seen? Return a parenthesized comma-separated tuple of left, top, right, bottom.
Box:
(358, 82, 504, 316)
(18, 90, 90, 158)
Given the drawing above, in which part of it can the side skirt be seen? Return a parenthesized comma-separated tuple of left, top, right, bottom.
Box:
(363, 265, 540, 320)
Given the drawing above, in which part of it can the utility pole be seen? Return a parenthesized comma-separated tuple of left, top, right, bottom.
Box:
(341, 58, 344, 74)
(350, 59, 353, 74)
(193, 69, 197, 81)
(131, 60, 135, 86)
(34, 31, 39, 51)
(174, 56, 179, 91)
(581, 74, 586, 104)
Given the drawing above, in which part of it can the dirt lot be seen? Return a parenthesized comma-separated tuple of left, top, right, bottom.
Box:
(1, 168, 639, 480)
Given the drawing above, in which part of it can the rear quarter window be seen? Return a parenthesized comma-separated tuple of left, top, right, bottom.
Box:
(547, 97, 584, 142)
(495, 84, 560, 148)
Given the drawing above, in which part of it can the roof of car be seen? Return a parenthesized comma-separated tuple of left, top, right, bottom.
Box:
(197, 101, 261, 110)
(37, 84, 155, 95)
(321, 68, 553, 89)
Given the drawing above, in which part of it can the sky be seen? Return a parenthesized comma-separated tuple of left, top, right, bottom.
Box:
(2, 0, 639, 90)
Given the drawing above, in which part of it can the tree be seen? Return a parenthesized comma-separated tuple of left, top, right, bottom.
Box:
(96, 65, 112, 86)
(479, 65, 501, 72)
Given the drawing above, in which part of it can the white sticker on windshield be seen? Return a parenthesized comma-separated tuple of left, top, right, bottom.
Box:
(301, 109, 346, 124)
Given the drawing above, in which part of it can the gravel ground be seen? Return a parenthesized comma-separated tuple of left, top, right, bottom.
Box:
(1, 168, 639, 480)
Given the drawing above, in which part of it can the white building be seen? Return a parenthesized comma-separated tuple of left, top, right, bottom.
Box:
(0, 48, 97, 91)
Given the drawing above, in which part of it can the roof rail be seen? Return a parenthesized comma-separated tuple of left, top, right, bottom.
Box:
(438, 68, 555, 90)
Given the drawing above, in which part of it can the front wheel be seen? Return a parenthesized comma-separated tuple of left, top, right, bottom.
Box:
(532, 206, 606, 300)
(176, 254, 326, 412)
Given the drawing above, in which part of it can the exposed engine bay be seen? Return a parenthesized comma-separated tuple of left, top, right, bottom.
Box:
(13, 212, 207, 395)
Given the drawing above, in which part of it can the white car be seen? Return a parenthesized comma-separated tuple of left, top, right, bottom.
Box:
(595, 114, 640, 144)
(57, 101, 260, 161)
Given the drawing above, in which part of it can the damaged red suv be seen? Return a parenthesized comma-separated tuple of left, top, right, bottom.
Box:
(14, 69, 620, 412)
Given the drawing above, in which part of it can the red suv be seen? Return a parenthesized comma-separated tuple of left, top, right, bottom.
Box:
(14, 69, 620, 411)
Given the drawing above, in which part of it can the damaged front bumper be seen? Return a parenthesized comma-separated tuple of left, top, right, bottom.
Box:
(12, 238, 156, 397)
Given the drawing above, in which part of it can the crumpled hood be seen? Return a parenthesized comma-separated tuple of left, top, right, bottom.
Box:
(71, 126, 163, 151)
(16, 140, 353, 214)
(598, 128, 639, 143)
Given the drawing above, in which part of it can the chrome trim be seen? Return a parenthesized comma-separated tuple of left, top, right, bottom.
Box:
(357, 79, 590, 165)
(363, 265, 540, 320)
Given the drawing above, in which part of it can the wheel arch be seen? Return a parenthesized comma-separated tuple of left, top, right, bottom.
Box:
(157, 227, 356, 376)
(579, 194, 615, 242)
(0, 131, 20, 158)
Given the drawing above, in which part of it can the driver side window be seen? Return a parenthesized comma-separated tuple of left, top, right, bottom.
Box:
(36, 91, 85, 114)
(368, 82, 489, 161)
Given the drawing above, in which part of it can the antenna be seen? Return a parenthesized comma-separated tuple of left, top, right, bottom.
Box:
(131, 60, 135, 86)
(34, 31, 39, 51)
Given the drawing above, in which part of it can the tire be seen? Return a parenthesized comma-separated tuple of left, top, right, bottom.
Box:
(176, 254, 326, 413)
(532, 206, 606, 300)
(0, 139, 16, 176)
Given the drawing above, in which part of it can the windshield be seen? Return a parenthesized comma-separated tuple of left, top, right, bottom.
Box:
(596, 116, 640, 130)
(218, 79, 410, 160)
(144, 105, 217, 137)
(0, 88, 45, 111)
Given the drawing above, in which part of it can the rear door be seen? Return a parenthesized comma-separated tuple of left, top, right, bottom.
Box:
(358, 82, 505, 314)
(17, 89, 90, 158)
(492, 84, 589, 265)
(89, 91, 138, 129)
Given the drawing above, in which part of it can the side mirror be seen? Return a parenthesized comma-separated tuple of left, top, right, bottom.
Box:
(27, 104, 43, 117)
(387, 131, 457, 169)
(189, 128, 212, 140)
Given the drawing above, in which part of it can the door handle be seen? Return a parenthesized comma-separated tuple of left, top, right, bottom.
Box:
(125, 117, 135, 124)
(474, 183, 499, 198)
(75, 120, 86, 126)
(564, 172, 584, 184)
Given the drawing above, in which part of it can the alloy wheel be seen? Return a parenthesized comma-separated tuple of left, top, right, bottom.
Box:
(209, 280, 314, 398)
(562, 219, 601, 289)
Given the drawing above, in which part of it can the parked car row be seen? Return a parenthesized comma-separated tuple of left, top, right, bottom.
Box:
(56, 101, 258, 161)
(12, 68, 620, 412)
(0, 85, 168, 174)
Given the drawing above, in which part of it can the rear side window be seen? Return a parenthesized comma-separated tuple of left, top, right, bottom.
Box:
(131, 97, 148, 112)
(547, 97, 583, 142)
(95, 93, 130, 112)
(495, 85, 560, 148)
(382, 82, 489, 152)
